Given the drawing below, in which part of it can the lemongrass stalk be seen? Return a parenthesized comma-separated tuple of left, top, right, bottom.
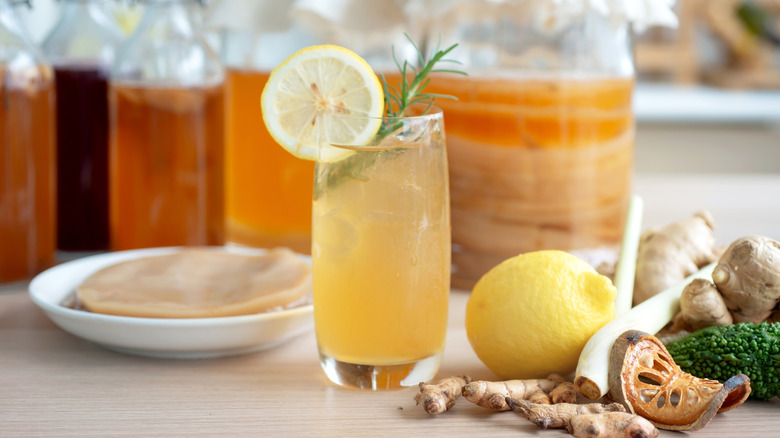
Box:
(574, 262, 716, 400)
(613, 195, 644, 317)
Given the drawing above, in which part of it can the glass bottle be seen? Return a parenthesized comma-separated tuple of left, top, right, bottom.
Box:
(217, 5, 317, 254)
(423, 1, 639, 289)
(43, 0, 124, 251)
(0, 0, 56, 282)
(109, 0, 225, 250)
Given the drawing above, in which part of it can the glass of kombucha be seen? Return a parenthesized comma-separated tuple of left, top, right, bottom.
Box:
(109, 0, 225, 250)
(43, 0, 124, 251)
(0, 0, 56, 283)
(312, 107, 450, 390)
(425, 3, 638, 289)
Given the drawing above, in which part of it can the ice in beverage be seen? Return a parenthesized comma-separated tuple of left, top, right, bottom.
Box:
(225, 69, 313, 253)
(0, 65, 56, 282)
(426, 75, 634, 289)
(109, 82, 225, 250)
(312, 118, 450, 385)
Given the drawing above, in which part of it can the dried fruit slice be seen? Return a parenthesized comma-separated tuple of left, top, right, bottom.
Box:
(608, 330, 750, 431)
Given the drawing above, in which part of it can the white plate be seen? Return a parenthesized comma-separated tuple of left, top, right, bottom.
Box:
(29, 247, 314, 359)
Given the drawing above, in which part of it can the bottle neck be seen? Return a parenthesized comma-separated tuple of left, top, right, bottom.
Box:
(139, 0, 205, 7)
(112, 0, 222, 85)
(0, 0, 45, 66)
(136, 0, 202, 36)
(0, 1, 34, 46)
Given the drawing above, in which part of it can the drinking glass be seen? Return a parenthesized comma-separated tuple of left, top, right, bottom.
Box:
(312, 106, 450, 390)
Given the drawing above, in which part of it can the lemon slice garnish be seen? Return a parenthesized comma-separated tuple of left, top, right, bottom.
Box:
(261, 45, 385, 162)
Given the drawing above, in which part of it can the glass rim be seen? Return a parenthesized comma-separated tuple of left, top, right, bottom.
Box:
(323, 104, 443, 123)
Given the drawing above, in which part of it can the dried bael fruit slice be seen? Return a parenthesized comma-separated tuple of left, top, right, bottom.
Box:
(608, 330, 750, 431)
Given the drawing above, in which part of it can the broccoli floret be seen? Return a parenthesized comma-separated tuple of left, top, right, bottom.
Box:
(665, 322, 780, 399)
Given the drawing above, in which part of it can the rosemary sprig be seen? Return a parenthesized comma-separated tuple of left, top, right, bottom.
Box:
(377, 35, 467, 137)
(315, 36, 466, 197)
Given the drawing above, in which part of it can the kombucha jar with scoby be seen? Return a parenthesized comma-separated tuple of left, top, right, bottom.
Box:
(424, 1, 676, 289)
(109, 0, 225, 250)
(42, 0, 124, 251)
(0, 0, 56, 283)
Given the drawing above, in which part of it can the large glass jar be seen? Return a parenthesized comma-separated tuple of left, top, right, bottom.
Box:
(109, 0, 225, 250)
(0, 0, 56, 282)
(43, 0, 124, 251)
(211, 0, 417, 254)
(424, 1, 639, 289)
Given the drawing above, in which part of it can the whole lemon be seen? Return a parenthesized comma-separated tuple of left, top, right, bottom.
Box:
(465, 250, 616, 379)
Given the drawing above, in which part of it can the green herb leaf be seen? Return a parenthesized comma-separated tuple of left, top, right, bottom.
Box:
(377, 34, 467, 138)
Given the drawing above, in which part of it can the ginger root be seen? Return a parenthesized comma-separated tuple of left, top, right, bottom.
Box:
(506, 398, 626, 429)
(414, 375, 472, 415)
(568, 412, 659, 438)
(712, 235, 780, 323)
(671, 278, 733, 331)
(549, 380, 578, 404)
(633, 211, 717, 305)
(462, 375, 572, 411)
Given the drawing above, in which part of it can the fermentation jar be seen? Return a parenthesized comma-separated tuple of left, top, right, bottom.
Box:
(109, 0, 225, 250)
(43, 0, 124, 251)
(422, 1, 674, 289)
(0, 0, 56, 282)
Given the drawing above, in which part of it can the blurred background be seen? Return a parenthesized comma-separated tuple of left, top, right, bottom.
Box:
(18, 0, 780, 175)
(3, 0, 779, 286)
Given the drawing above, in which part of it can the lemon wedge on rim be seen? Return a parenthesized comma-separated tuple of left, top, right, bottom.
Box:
(261, 45, 385, 162)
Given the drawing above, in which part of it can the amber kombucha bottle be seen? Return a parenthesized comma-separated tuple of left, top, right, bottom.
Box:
(0, 0, 56, 283)
(109, 0, 224, 250)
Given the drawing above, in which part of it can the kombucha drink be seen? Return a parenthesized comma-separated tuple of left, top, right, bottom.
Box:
(54, 66, 110, 250)
(0, 66, 56, 282)
(312, 111, 450, 388)
(225, 69, 313, 253)
(109, 82, 225, 250)
(426, 75, 634, 289)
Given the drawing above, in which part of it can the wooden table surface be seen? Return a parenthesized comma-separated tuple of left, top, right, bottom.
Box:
(2, 173, 780, 437)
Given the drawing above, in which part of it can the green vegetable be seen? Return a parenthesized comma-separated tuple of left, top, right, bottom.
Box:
(666, 322, 780, 399)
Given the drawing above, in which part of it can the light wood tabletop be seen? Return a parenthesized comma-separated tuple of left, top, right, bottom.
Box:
(2, 173, 780, 437)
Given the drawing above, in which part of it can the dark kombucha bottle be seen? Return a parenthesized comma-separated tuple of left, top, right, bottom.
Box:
(42, 0, 123, 251)
(52, 66, 110, 250)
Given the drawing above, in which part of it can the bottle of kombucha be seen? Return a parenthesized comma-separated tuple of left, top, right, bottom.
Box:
(43, 0, 124, 251)
(217, 19, 317, 254)
(109, 0, 225, 250)
(0, 0, 56, 283)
